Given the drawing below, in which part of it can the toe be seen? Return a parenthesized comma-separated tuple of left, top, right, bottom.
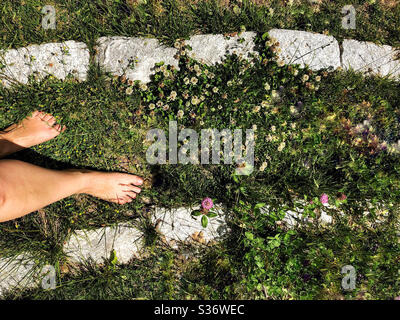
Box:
(113, 195, 132, 205)
(43, 114, 53, 122)
(53, 124, 62, 132)
(47, 117, 56, 126)
(131, 186, 141, 194)
(31, 110, 40, 118)
(128, 175, 144, 186)
(121, 185, 141, 194)
(37, 111, 46, 119)
(119, 196, 132, 204)
(125, 191, 137, 200)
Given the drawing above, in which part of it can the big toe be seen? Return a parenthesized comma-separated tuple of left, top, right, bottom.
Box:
(127, 175, 144, 186)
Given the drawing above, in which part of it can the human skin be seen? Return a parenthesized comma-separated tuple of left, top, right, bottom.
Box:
(0, 111, 143, 222)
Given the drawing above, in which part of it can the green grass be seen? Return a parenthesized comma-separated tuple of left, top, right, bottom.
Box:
(1, 0, 400, 300)
(1, 0, 400, 51)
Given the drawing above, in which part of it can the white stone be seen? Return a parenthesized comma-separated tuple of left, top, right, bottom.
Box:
(268, 29, 341, 70)
(185, 32, 258, 65)
(0, 254, 38, 296)
(0, 41, 90, 88)
(261, 203, 333, 228)
(342, 39, 400, 79)
(94, 36, 179, 84)
(63, 224, 144, 264)
(152, 205, 229, 248)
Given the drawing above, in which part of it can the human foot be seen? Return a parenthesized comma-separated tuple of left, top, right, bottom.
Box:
(0, 110, 66, 156)
(80, 171, 144, 205)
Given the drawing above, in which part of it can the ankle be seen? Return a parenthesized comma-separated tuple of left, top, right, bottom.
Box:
(0, 134, 20, 158)
(64, 169, 95, 195)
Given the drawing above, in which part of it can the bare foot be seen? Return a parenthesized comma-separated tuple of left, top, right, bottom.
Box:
(81, 171, 144, 205)
(0, 110, 66, 155)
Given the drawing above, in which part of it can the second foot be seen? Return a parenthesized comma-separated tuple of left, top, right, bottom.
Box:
(0, 110, 66, 153)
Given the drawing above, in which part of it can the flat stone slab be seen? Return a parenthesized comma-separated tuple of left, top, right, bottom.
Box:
(0, 254, 38, 296)
(63, 224, 144, 265)
(152, 206, 230, 248)
(0, 41, 90, 88)
(342, 39, 400, 79)
(185, 32, 257, 65)
(268, 29, 341, 71)
(94, 32, 257, 83)
(94, 36, 179, 84)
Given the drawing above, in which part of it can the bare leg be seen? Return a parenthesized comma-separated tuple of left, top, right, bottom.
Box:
(0, 111, 143, 222)
(0, 160, 143, 222)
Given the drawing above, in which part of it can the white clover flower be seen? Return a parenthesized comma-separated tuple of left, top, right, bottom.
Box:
(259, 162, 268, 172)
(315, 75, 321, 82)
(177, 110, 184, 119)
(190, 77, 198, 85)
(174, 40, 182, 49)
(213, 87, 219, 93)
(278, 141, 286, 152)
(126, 87, 133, 95)
(169, 91, 177, 100)
(253, 105, 261, 113)
(184, 77, 190, 85)
(265, 40, 273, 47)
(293, 69, 299, 76)
(302, 74, 309, 82)
(271, 90, 280, 99)
(191, 96, 200, 105)
(163, 104, 170, 111)
(156, 101, 164, 107)
(277, 59, 285, 67)
(264, 83, 270, 91)
(271, 125, 276, 132)
(290, 105, 298, 115)
(149, 103, 155, 110)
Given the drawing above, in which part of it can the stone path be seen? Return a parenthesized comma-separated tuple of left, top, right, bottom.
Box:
(1, 28, 399, 296)
(1, 29, 400, 87)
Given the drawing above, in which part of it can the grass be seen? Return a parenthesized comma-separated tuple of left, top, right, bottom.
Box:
(0, 0, 400, 51)
(1, 0, 400, 300)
